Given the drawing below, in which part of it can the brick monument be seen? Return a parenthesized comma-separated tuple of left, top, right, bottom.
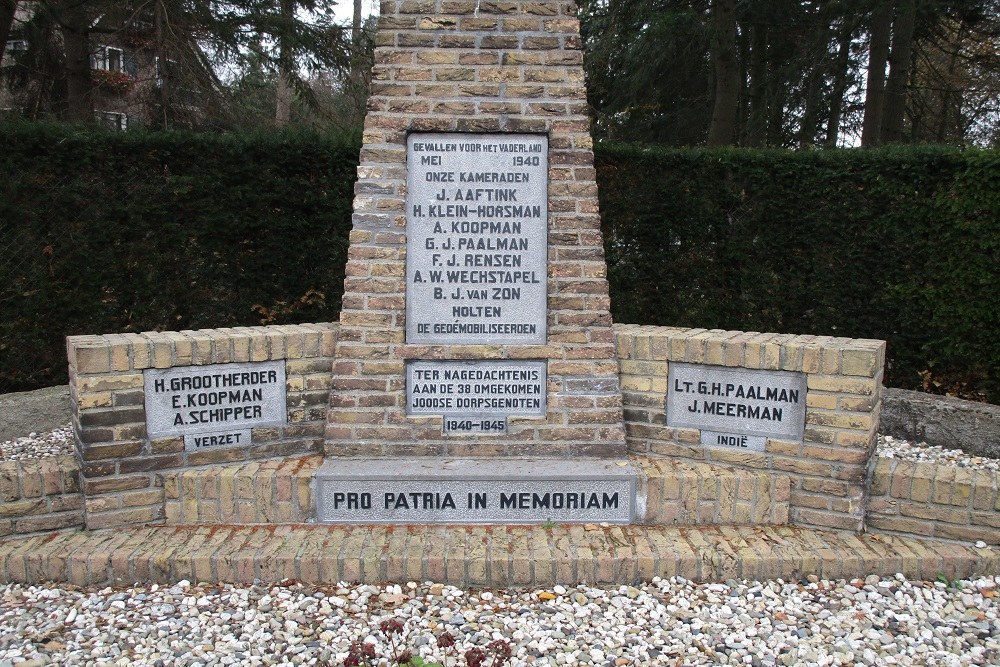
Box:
(317, 0, 636, 522)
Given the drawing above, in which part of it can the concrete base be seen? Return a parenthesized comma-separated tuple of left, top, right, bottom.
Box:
(314, 458, 638, 525)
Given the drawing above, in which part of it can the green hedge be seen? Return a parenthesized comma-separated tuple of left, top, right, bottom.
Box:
(2, 126, 998, 403)
(595, 144, 1000, 403)
(0, 124, 359, 392)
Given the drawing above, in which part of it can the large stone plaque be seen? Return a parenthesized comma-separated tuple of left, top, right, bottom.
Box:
(406, 133, 548, 344)
(666, 363, 806, 441)
(144, 361, 286, 449)
(407, 360, 545, 434)
(315, 458, 636, 524)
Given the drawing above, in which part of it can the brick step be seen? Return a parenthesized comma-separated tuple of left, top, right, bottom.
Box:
(162, 455, 790, 527)
(0, 523, 994, 588)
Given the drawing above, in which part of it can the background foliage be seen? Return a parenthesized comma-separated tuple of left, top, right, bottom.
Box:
(1, 126, 998, 403)
(0, 123, 358, 391)
(596, 143, 1000, 401)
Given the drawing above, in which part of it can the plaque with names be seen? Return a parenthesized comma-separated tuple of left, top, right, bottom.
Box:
(666, 363, 806, 441)
(405, 133, 548, 344)
(144, 361, 287, 450)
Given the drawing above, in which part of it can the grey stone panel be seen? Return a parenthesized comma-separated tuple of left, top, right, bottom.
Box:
(315, 457, 637, 524)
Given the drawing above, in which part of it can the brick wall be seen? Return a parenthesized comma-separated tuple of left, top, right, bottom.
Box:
(67, 323, 337, 529)
(325, 0, 627, 458)
(867, 458, 1000, 545)
(616, 324, 885, 532)
(0, 455, 82, 535)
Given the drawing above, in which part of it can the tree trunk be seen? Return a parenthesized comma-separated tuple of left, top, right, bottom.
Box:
(707, 0, 739, 146)
(861, 3, 892, 147)
(60, 0, 92, 123)
(275, 0, 294, 125)
(797, 20, 832, 148)
(746, 22, 767, 147)
(936, 20, 967, 143)
(155, 0, 171, 129)
(350, 0, 362, 82)
(881, 0, 916, 143)
(0, 0, 18, 51)
(825, 21, 854, 148)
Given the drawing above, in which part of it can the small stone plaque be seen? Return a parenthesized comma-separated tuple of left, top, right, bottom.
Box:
(405, 132, 548, 344)
(667, 363, 806, 440)
(183, 429, 252, 452)
(407, 360, 546, 429)
(700, 430, 767, 452)
(315, 458, 636, 524)
(144, 361, 286, 442)
(442, 416, 508, 435)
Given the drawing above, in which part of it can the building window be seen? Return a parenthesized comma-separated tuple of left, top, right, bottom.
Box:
(91, 45, 123, 72)
(95, 111, 129, 131)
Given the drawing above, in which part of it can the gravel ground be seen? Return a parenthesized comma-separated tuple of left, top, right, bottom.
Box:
(876, 436, 1000, 471)
(0, 576, 997, 667)
(0, 426, 73, 462)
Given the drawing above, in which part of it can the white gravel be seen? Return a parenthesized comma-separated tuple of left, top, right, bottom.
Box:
(0, 576, 997, 667)
(876, 435, 999, 471)
(0, 426, 73, 461)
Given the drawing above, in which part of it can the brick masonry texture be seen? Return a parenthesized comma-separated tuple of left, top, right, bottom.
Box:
(66, 324, 337, 530)
(0, 523, 996, 588)
(867, 458, 1000, 545)
(325, 0, 627, 458)
(0, 455, 82, 536)
(156, 454, 789, 528)
(164, 455, 320, 525)
(615, 324, 886, 533)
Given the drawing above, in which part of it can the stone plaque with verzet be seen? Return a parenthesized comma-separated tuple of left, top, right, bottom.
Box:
(407, 360, 546, 434)
(405, 133, 548, 344)
(144, 361, 286, 451)
(666, 363, 806, 442)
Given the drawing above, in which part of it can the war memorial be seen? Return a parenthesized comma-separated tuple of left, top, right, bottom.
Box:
(0, 0, 998, 589)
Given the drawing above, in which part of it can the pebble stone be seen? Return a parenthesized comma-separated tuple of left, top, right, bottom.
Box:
(876, 435, 1000, 471)
(4, 427, 998, 473)
(0, 426, 73, 461)
(0, 576, 996, 666)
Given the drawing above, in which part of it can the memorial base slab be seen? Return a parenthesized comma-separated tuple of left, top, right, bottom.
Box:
(314, 458, 637, 525)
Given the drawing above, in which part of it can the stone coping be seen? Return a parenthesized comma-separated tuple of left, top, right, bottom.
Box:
(881, 387, 1000, 459)
(0, 523, 994, 588)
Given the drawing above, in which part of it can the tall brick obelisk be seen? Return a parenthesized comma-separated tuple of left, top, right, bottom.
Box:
(322, 0, 628, 478)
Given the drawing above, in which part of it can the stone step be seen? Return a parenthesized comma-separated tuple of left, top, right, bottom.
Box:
(162, 455, 791, 528)
(0, 523, 993, 588)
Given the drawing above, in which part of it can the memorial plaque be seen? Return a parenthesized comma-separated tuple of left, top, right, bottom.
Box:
(407, 360, 545, 434)
(315, 458, 636, 524)
(666, 363, 806, 441)
(144, 361, 286, 449)
(406, 133, 548, 344)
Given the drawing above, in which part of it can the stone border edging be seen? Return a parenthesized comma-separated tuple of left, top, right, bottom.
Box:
(881, 387, 1000, 458)
(0, 523, 994, 588)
